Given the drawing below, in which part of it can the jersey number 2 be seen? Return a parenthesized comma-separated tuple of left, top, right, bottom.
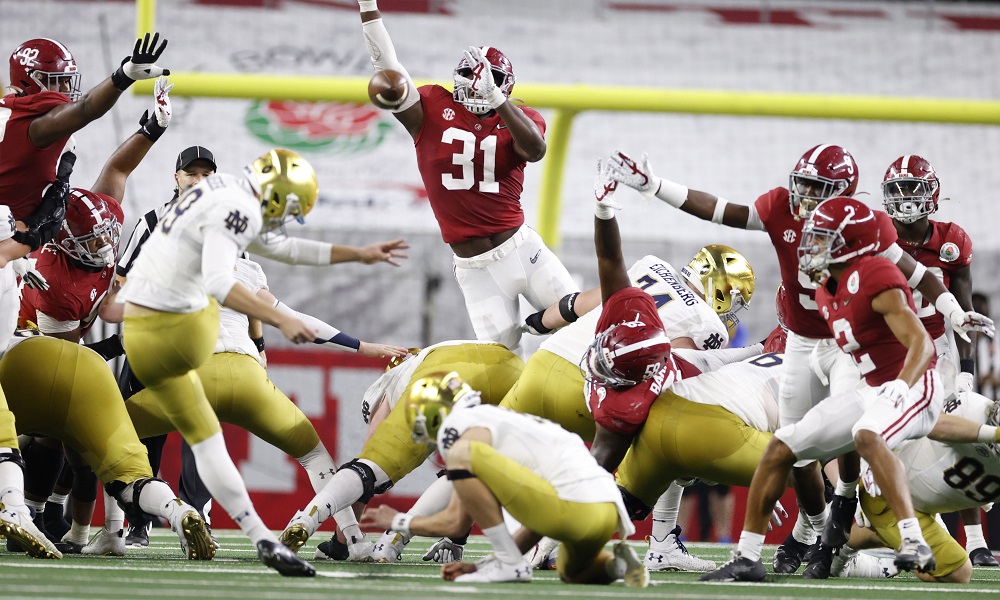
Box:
(831, 318, 877, 375)
(441, 128, 498, 193)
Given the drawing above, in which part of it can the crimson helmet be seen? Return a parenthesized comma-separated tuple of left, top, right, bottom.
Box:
(55, 189, 123, 268)
(788, 144, 859, 220)
(881, 155, 940, 224)
(582, 316, 673, 389)
(8, 38, 81, 100)
(797, 196, 880, 283)
(453, 46, 515, 115)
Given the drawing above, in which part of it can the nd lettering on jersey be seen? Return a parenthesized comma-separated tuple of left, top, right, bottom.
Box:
(224, 211, 249, 234)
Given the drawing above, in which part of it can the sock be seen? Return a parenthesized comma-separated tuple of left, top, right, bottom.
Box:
(409, 475, 454, 517)
(483, 523, 522, 565)
(302, 469, 366, 527)
(103, 488, 125, 532)
(47, 492, 68, 508)
(296, 442, 338, 493)
(791, 508, 818, 544)
(334, 506, 363, 542)
(135, 479, 184, 523)
(835, 479, 858, 499)
(66, 521, 89, 545)
(650, 481, 684, 543)
(897, 517, 925, 544)
(190, 432, 274, 544)
(965, 524, 988, 550)
(736, 531, 766, 562)
(806, 505, 829, 538)
(25, 498, 45, 513)
(0, 456, 26, 509)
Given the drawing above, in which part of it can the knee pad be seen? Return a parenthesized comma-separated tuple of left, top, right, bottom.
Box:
(618, 485, 652, 521)
(0, 448, 24, 470)
(105, 477, 167, 525)
(338, 459, 393, 503)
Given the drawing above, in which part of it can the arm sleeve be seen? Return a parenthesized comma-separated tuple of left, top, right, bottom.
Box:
(745, 205, 766, 231)
(362, 18, 420, 113)
(247, 235, 332, 265)
(272, 300, 360, 351)
(202, 229, 240, 303)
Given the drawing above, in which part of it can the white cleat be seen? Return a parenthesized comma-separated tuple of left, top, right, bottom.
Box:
(0, 507, 61, 559)
(370, 531, 407, 563)
(832, 548, 898, 579)
(279, 510, 319, 555)
(347, 533, 375, 562)
(455, 555, 533, 583)
(82, 526, 125, 556)
(615, 542, 650, 588)
(644, 527, 716, 572)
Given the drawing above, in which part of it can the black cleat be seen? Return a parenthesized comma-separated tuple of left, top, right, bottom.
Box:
(802, 542, 836, 579)
(970, 547, 999, 567)
(773, 534, 813, 574)
(258, 539, 316, 577)
(314, 534, 349, 561)
(895, 538, 936, 574)
(699, 552, 766, 582)
(824, 495, 858, 548)
(125, 524, 150, 548)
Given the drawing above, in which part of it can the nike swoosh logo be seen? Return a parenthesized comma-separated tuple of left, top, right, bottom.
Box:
(497, 124, 508, 130)
(529, 250, 541, 264)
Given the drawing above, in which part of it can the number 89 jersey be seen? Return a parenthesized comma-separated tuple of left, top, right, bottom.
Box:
(414, 85, 545, 244)
(896, 391, 1000, 515)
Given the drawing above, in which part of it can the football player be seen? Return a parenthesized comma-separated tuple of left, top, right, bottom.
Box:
(701, 197, 943, 582)
(118, 149, 382, 577)
(880, 155, 996, 567)
(609, 145, 994, 572)
(360, 372, 649, 587)
(279, 341, 523, 560)
(356, 0, 578, 351)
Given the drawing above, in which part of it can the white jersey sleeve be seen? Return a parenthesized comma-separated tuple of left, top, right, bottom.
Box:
(0, 206, 19, 349)
(119, 174, 263, 313)
(673, 343, 764, 375)
(437, 404, 635, 536)
(214, 257, 271, 362)
(669, 353, 783, 432)
(247, 235, 332, 265)
(541, 255, 729, 365)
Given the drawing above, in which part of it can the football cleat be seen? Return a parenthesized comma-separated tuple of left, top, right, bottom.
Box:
(894, 538, 936, 574)
(455, 555, 532, 583)
(772, 533, 814, 574)
(831, 548, 898, 578)
(55, 537, 85, 555)
(314, 534, 349, 561)
(802, 542, 836, 579)
(643, 527, 716, 572)
(279, 510, 318, 554)
(125, 522, 151, 548)
(82, 526, 125, 556)
(823, 495, 858, 548)
(347, 533, 375, 562)
(172, 509, 215, 561)
(614, 542, 650, 588)
(970, 547, 999, 567)
(0, 507, 62, 559)
(525, 536, 558, 570)
(370, 530, 408, 563)
(698, 551, 766, 582)
(257, 539, 316, 577)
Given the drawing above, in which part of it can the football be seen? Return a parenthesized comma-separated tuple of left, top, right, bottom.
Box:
(368, 69, 409, 110)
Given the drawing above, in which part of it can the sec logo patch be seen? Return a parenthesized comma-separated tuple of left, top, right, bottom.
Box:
(940, 242, 960, 263)
(783, 229, 796, 243)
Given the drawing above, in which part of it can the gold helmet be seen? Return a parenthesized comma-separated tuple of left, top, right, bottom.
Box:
(245, 148, 319, 232)
(681, 244, 756, 320)
(387, 348, 422, 372)
(405, 371, 476, 445)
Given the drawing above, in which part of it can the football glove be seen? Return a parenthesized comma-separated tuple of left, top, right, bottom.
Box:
(767, 500, 788, 532)
(14, 151, 75, 251)
(11, 257, 48, 291)
(860, 458, 882, 499)
(461, 46, 505, 110)
(608, 151, 660, 197)
(873, 379, 908, 410)
(422, 537, 465, 563)
(594, 158, 622, 220)
(112, 32, 170, 90)
(950, 310, 995, 342)
(955, 372, 975, 395)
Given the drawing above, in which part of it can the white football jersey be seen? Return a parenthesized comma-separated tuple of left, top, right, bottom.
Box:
(214, 257, 269, 361)
(436, 403, 635, 535)
(0, 206, 19, 349)
(896, 391, 1000, 515)
(121, 173, 262, 313)
(541, 255, 728, 366)
(670, 353, 782, 432)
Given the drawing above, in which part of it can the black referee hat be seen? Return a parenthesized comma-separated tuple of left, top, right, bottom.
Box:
(175, 146, 217, 172)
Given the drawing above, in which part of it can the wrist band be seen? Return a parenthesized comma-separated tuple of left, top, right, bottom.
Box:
(960, 358, 976, 374)
(390, 512, 413, 537)
(978, 425, 999, 444)
(251, 337, 265, 352)
(711, 199, 729, 224)
(935, 291, 962, 320)
(654, 179, 688, 207)
(594, 203, 617, 220)
(359, 0, 378, 11)
(111, 65, 133, 91)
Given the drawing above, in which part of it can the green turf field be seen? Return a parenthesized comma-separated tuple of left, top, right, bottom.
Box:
(2, 530, 999, 600)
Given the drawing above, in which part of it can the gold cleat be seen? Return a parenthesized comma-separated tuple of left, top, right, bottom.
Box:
(614, 542, 649, 589)
(181, 511, 216, 561)
(0, 509, 62, 559)
(280, 524, 309, 555)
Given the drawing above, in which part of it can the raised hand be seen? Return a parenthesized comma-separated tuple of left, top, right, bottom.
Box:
(950, 310, 995, 342)
(608, 151, 661, 197)
(462, 46, 505, 109)
(113, 32, 170, 90)
(594, 158, 622, 219)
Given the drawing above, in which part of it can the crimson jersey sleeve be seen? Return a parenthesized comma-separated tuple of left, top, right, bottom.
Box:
(752, 187, 787, 232)
(595, 286, 665, 333)
(859, 257, 910, 300)
(0, 92, 73, 220)
(940, 221, 973, 267)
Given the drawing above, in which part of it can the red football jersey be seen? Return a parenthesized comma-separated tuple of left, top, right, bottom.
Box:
(586, 287, 677, 436)
(898, 220, 973, 339)
(0, 92, 73, 220)
(414, 85, 544, 244)
(19, 246, 114, 339)
(756, 187, 899, 339)
(816, 256, 934, 386)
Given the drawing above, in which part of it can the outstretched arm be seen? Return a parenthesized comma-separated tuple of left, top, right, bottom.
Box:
(360, 2, 423, 138)
(893, 251, 994, 341)
(594, 159, 631, 303)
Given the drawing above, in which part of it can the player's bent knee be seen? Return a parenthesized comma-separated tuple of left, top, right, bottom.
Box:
(444, 440, 474, 471)
(935, 559, 972, 584)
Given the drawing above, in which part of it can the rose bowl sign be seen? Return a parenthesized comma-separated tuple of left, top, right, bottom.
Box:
(244, 100, 393, 154)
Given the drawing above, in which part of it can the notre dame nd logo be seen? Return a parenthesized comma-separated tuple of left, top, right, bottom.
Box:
(440, 427, 460, 450)
(224, 211, 249, 234)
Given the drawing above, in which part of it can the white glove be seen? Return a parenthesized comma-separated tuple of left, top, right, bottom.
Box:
(121, 32, 169, 81)
(461, 46, 505, 110)
(955, 371, 975, 395)
(422, 537, 465, 563)
(767, 500, 788, 532)
(11, 257, 49, 291)
(874, 379, 909, 410)
(594, 158, 622, 220)
(855, 499, 873, 529)
(525, 536, 559, 569)
(860, 458, 882, 498)
(950, 309, 995, 342)
(153, 76, 173, 127)
(608, 151, 661, 197)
